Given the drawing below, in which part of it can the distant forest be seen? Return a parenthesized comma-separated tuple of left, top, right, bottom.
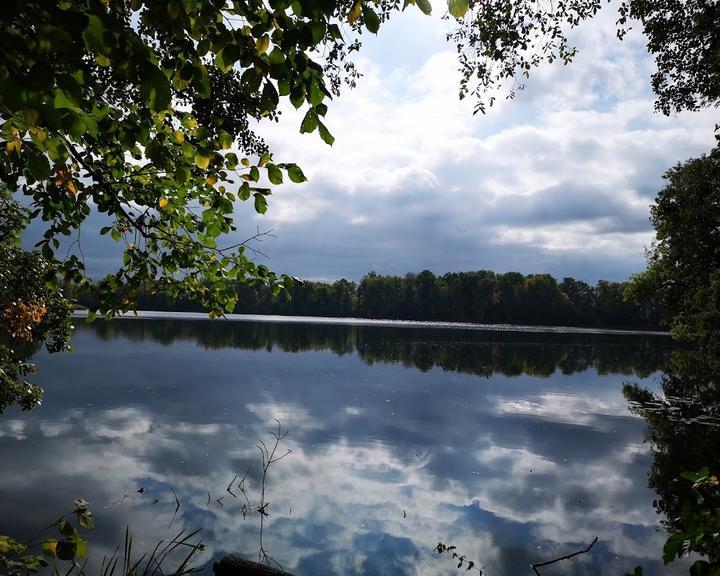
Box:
(75, 270, 662, 330)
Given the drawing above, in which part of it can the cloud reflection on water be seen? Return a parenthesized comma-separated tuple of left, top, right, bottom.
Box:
(0, 319, 682, 575)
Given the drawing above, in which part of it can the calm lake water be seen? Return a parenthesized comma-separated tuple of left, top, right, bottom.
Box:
(0, 316, 689, 575)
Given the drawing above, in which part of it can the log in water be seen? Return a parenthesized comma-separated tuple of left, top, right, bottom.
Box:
(213, 556, 294, 576)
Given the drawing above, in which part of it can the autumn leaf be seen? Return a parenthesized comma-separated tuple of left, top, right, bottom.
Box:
(256, 35, 270, 54)
(348, 1, 362, 23)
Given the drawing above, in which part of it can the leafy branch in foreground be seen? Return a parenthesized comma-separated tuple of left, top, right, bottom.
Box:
(0, 184, 73, 413)
(0, 499, 95, 576)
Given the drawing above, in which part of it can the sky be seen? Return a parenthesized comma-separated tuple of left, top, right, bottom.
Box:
(42, 1, 718, 284)
(246, 2, 718, 283)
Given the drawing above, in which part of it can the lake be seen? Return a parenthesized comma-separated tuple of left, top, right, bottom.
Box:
(0, 315, 690, 575)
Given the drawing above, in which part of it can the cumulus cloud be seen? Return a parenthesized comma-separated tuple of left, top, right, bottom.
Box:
(223, 4, 718, 282)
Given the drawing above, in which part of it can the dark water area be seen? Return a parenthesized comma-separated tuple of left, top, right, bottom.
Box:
(0, 317, 696, 575)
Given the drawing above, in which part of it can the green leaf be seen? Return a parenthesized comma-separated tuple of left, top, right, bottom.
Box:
(254, 193, 268, 214)
(308, 22, 326, 45)
(447, 0, 469, 18)
(663, 533, 686, 564)
(286, 164, 306, 183)
(318, 119, 335, 146)
(28, 154, 51, 180)
(267, 48, 285, 64)
(74, 538, 88, 559)
(225, 152, 239, 169)
(140, 67, 171, 112)
(194, 153, 211, 170)
(300, 109, 318, 133)
(363, 6, 381, 33)
(53, 89, 82, 112)
(267, 164, 283, 185)
(77, 510, 95, 530)
(218, 131, 233, 149)
(415, 0, 432, 14)
(681, 468, 709, 482)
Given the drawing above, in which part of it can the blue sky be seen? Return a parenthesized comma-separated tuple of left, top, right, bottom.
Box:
(41, 2, 718, 284)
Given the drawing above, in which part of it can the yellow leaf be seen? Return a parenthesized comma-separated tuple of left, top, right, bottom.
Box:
(206, 175, 218, 186)
(174, 130, 185, 142)
(30, 127, 46, 142)
(6, 139, 21, 154)
(259, 153, 271, 167)
(241, 157, 251, 167)
(66, 179, 78, 197)
(42, 539, 58, 558)
(194, 153, 211, 169)
(256, 35, 270, 54)
(159, 197, 169, 208)
(348, 1, 362, 23)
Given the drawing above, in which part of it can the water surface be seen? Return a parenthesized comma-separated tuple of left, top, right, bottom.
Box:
(0, 317, 683, 575)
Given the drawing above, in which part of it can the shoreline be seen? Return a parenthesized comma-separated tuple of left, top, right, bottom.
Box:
(72, 310, 671, 337)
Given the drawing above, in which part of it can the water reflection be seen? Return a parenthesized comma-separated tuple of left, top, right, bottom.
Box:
(625, 351, 720, 569)
(0, 319, 686, 575)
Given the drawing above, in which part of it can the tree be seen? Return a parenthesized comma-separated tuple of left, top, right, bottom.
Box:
(626, 148, 720, 350)
(452, 0, 720, 116)
(0, 185, 73, 413)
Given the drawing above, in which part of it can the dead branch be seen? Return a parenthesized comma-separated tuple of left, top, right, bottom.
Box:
(531, 537, 598, 575)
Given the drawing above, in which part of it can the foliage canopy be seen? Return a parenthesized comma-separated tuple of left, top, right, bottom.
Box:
(0, 185, 73, 413)
(627, 148, 720, 350)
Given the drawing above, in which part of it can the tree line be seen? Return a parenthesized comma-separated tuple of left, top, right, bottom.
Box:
(75, 269, 662, 330)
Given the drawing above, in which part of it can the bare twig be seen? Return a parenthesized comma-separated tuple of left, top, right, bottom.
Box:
(168, 486, 181, 529)
(531, 537, 598, 575)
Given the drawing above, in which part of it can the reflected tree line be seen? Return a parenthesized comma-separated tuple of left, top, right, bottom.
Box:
(624, 351, 720, 572)
(75, 270, 661, 330)
(88, 318, 673, 379)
